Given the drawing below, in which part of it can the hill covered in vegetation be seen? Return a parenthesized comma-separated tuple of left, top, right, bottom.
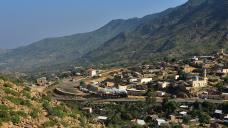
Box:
(0, 78, 103, 128)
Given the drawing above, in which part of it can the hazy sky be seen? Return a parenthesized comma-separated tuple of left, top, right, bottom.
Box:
(0, 0, 187, 49)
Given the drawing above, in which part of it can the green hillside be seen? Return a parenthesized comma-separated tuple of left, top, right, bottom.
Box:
(84, 0, 228, 65)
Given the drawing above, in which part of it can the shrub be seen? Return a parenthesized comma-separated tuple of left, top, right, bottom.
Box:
(5, 96, 31, 106)
(42, 100, 65, 117)
(41, 120, 56, 127)
(3, 87, 19, 96)
(22, 90, 31, 99)
(23, 86, 31, 92)
(30, 109, 38, 118)
(3, 83, 13, 88)
(0, 105, 9, 111)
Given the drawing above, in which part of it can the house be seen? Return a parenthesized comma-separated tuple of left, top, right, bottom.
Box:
(158, 82, 169, 89)
(183, 65, 195, 73)
(193, 60, 204, 65)
(169, 115, 177, 123)
(224, 114, 228, 123)
(87, 68, 97, 77)
(203, 63, 215, 69)
(105, 82, 115, 87)
(129, 78, 138, 83)
(36, 77, 47, 86)
(155, 91, 166, 97)
(156, 118, 167, 126)
(180, 105, 189, 109)
(140, 78, 152, 84)
(118, 85, 127, 90)
(191, 69, 208, 88)
(175, 75, 180, 80)
(191, 56, 199, 61)
(221, 93, 228, 100)
(82, 107, 93, 113)
(127, 88, 146, 96)
(131, 119, 146, 126)
(222, 68, 228, 74)
(214, 109, 223, 119)
(179, 111, 187, 116)
(96, 116, 108, 123)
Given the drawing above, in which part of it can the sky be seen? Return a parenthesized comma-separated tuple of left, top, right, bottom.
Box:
(0, 0, 187, 49)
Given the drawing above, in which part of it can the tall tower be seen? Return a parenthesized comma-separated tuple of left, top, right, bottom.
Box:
(221, 49, 224, 54)
(204, 69, 208, 83)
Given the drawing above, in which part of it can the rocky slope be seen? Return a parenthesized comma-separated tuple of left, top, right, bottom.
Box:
(0, 79, 103, 128)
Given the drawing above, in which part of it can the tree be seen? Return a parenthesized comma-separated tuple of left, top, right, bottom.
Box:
(221, 102, 228, 113)
(183, 115, 190, 124)
(178, 71, 188, 81)
(224, 75, 228, 84)
(198, 112, 210, 125)
(147, 119, 158, 128)
(202, 101, 215, 114)
(162, 98, 178, 115)
(217, 83, 225, 92)
(145, 89, 156, 105)
(145, 89, 157, 115)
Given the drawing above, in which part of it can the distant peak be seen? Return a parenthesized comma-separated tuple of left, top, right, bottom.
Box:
(187, 0, 206, 6)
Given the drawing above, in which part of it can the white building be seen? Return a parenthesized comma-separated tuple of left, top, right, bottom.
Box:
(158, 82, 169, 88)
(222, 69, 228, 74)
(129, 78, 138, 83)
(36, 77, 47, 86)
(97, 116, 108, 121)
(87, 69, 97, 77)
(175, 75, 180, 80)
(131, 119, 146, 126)
(140, 78, 152, 84)
(118, 85, 127, 90)
(155, 91, 166, 97)
(224, 114, 228, 123)
(156, 118, 167, 126)
(192, 69, 208, 88)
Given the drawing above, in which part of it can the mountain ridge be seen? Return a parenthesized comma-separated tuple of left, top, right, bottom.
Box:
(1, 0, 228, 72)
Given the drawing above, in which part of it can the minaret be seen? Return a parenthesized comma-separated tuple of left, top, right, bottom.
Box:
(221, 49, 224, 54)
(204, 69, 208, 83)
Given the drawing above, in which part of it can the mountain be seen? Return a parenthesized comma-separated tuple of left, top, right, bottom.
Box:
(1, 0, 228, 72)
(0, 18, 141, 72)
(84, 0, 228, 65)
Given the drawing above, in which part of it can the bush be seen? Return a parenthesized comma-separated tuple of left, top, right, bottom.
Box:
(198, 112, 210, 124)
(30, 109, 38, 118)
(3, 87, 19, 96)
(3, 83, 13, 88)
(5, 96, 31, 106)
(23, 86, 31, 92)
(42, 100, 65, 118)
(0, 110, 27, 125)
(0, 105, 9, 111)
(22, 90, 31, 99)
(41, 120, 57, 127)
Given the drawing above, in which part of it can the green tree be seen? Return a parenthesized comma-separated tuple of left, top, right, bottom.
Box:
(224, 75, 228, 84)
(145, 89, 156, 105)
(198, 112, 210, 125)
(162, 99, 178, 115)
(183, 115, 190, 124)
(202, 101, 215, 114)
(147, 119, 158, 128)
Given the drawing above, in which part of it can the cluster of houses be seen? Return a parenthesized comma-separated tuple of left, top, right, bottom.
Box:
(82, 103, 228, 127)
(77, 49, 228, 127)
(86, 49, 228, 100)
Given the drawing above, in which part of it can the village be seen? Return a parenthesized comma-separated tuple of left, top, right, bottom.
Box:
(31, 49, 228, 128)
